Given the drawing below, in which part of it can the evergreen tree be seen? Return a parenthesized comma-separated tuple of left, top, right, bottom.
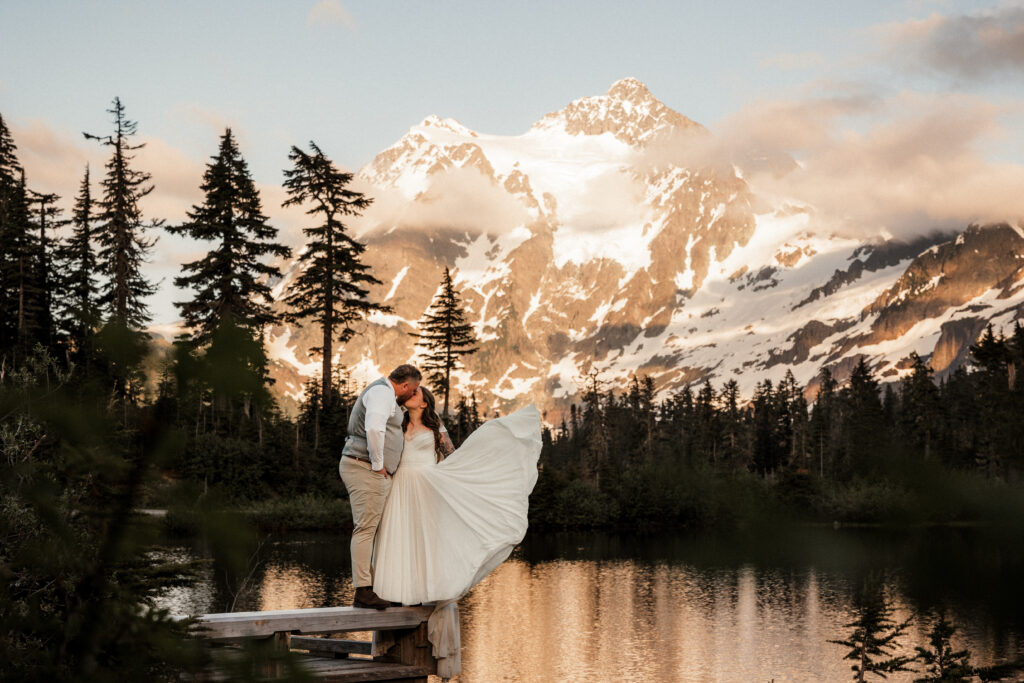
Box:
(7, 172, 41, 357)
(751, 379, 778, 475)
(810, 367, 840, 478)
(411, 266, 479, 417)
(694, 379, 718, 465)
(0, 112, 24, 358)
(1008, 321, 1024, 392)
(281, 141, 387, 404)
(0, 114, 43, 364)
(841, 357, 887, 474)
(913, 611, 972, 683)
(899, 352, 941, 461)
(56, 165, 102, 365)
(168, 129, 291, 344)
(0, 114, 29, 357)
(829, 575, 915, 682)
(580, 371, 609, 486)
(27, 189, 65, 352)
(719, 378, 746, 471)
(83, 97, 160, 329)
(968, 325, 1014, 477)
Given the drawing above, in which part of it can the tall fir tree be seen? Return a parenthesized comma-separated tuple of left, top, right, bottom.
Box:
(841, 357, 887, 475)
(56, 165, 102, 365)
(168, 128, 291, 344)
(809, 367, 840, 478)
(27, 189, 65, 353)
(899, 352, 941, 461)
(4, 171, 39, 359)
(281, 141, 387, 404)
(0, 113, 27, 357)
(168, 129, 291, 430)
(83, 97, 160, 329)
(411, 266, 479, 417)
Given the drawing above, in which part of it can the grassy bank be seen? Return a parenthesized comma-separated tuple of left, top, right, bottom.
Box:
(155, 467, 1024, 535)
(528, 465, 1024, 531)
(162, 494, 352, 534)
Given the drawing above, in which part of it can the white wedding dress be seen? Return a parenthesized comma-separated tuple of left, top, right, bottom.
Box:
(370, 405, 542, 678)
(372, 404, 542, 604)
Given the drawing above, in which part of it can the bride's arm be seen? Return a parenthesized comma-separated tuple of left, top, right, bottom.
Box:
(439, 425, 455, 457)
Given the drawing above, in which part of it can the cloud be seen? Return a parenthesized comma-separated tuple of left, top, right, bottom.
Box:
(355, 166, 532, 237)
(878, 5, 1024, 80)
(555, 166, 648, 232)
(743, 92, 1024, 237)
(640, 85, 1024, 239)
(306, 0, 355, 29)
(639, 83, 882, 177)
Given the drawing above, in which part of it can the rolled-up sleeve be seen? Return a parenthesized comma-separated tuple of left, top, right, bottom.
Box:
(363, 384, 394, 471)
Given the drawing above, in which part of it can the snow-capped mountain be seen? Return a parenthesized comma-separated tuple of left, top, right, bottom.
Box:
(263, 78, 1024, 416)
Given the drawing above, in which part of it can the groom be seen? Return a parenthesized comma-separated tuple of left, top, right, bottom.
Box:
(340, 364, 422, 610)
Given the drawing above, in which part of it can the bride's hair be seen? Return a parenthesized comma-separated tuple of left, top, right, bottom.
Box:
(403, 386, 448, 462)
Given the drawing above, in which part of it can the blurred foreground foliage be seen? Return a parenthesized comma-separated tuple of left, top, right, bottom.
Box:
(0, 344, 209, 680)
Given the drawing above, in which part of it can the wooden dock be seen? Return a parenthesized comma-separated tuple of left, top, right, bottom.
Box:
(182, 605, 439, 682)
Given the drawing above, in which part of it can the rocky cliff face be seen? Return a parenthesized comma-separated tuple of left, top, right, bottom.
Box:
(259, 79, 1024, 416)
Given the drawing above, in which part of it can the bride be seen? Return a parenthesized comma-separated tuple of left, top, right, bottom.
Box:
(369, 386, 541, 678)
(372, 386, 542, 606)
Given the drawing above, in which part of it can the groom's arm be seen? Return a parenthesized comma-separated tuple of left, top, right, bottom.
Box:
(364, 384, 393, 473)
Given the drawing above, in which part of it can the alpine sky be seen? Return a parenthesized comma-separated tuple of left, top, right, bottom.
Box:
(1, 0, 1023, 325)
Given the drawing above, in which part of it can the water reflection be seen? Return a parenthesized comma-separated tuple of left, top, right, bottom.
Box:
(159, 527, 1024, 682)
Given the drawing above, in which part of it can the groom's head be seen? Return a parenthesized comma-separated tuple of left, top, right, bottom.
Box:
(388, 364, 422, 405)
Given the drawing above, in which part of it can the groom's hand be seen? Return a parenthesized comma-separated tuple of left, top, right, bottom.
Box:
(374, 467, 389, 478)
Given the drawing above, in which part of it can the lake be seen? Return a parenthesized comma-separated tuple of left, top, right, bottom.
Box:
(158, 525, 1024, 682)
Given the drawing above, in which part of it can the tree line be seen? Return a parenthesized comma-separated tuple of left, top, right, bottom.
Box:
(531, 327, 1024, 529)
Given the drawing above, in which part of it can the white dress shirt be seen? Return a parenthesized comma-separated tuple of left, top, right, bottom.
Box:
(363, 380, 398, 471)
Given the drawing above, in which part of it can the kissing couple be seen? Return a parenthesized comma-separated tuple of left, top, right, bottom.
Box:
(338, 364, 541, 673)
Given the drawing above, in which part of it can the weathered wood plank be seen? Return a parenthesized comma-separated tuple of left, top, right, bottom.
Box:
(310, 662, 431, 683)
(204, 649, 431, 682)
(289, 636, 372, 657)
(185, 606, 432, 639)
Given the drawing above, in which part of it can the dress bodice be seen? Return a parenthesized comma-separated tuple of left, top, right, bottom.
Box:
(400, 430, 437, 468)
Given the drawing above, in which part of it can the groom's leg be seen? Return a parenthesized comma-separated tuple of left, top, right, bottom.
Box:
(340, 457, 391, 588)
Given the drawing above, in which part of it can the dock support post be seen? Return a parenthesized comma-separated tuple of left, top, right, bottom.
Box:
(255, 630, 291, 678)
(380, 622, 435, 680)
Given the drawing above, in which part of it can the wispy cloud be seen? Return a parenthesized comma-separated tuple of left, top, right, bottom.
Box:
(640, 84, 1024, 238)
(877, 4, 1024, 80)
(355, 165, 531, 237)
(306, 0, 355, 30)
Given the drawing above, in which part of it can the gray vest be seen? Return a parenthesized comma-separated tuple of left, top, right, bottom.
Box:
(341, 377, 405, 474)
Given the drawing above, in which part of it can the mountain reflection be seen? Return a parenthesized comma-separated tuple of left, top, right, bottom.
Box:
(159, 529, 1023, 682)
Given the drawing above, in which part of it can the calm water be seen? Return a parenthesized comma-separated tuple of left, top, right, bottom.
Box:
(159, 526, 1024, 682)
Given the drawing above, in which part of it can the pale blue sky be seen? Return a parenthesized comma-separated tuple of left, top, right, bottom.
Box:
(1, 1, 1021, 325)
(1, 0, 1008, 176)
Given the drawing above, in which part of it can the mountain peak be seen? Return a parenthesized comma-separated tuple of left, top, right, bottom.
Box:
(606, 77, 654, 103)
(417, 114, 477, 138)
(531, 78, 704, 147)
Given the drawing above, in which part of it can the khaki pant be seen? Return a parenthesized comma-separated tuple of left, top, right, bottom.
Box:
(339, 456, 392, 588)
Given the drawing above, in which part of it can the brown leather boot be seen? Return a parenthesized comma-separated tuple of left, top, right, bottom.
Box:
(353, 586, 390, 610)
